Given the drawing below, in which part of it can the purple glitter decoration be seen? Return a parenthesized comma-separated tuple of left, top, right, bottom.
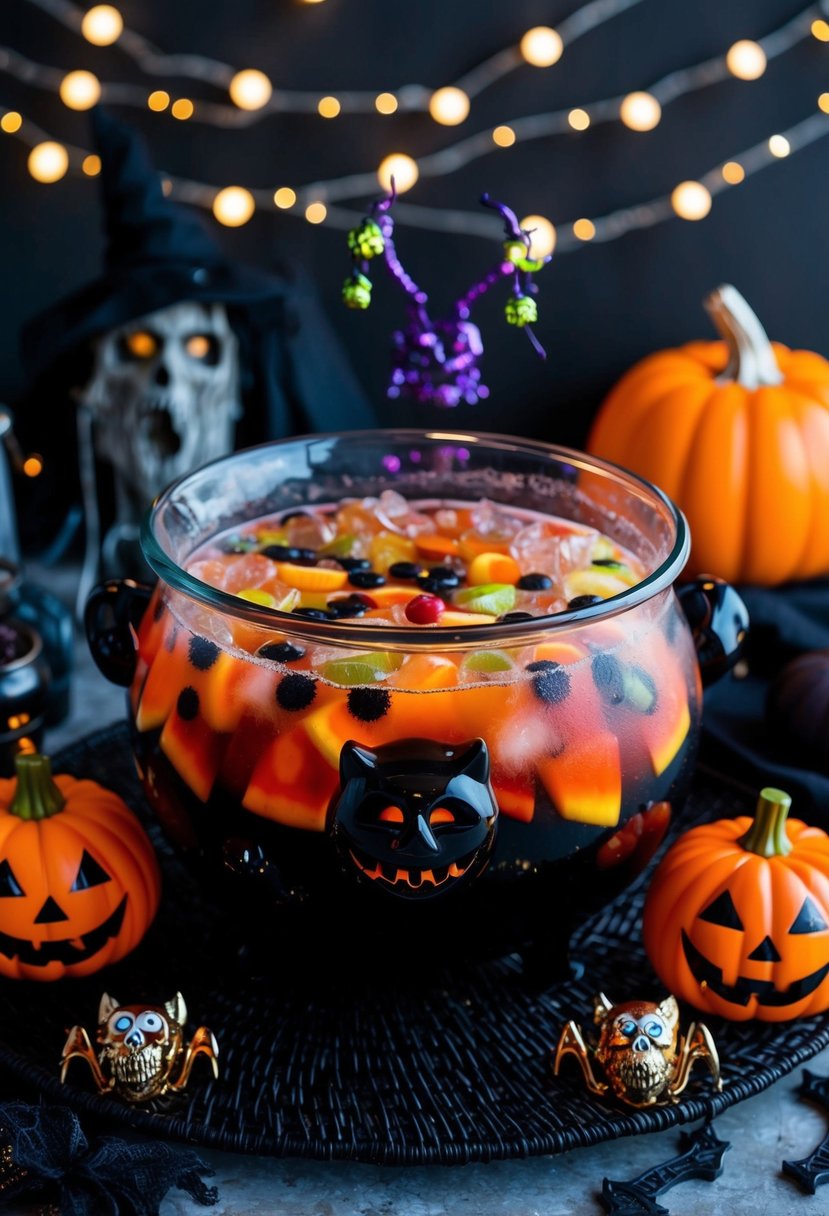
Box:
(344, 185, 551, 409)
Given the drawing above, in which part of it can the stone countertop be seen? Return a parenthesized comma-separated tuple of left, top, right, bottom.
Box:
(19, 566, 829, 1215)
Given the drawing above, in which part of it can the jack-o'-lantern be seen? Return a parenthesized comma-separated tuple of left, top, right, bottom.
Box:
(643, 788, 829, 1021)
(330, 738, 498, 899)
(0, 753, 161, 980)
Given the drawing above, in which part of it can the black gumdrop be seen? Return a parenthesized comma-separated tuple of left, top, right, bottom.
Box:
(567, 595, 604, 610)
(276, 673, 317, 711)
(347, 687, 391, 722)
(177, 686, 200, 720)
(188, 636, 220, 671)
(261, 544, 302, 561)
(348, 571, 386, 589)
(499, 611, 535, 623)
(526, 660, 571, 704)
(257, 641, 305, 663)
(592, 653, 626, 704)
(388, 561, 422, 580)
(292, 607, 336, 620)
(335, 557, 373, 571)
(517, 573, 553, 591)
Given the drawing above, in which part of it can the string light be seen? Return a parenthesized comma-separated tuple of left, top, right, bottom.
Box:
(769, 133, 791, 157)
(28, 141, 69, 183)
(59, 69, 101, 110)
(819, 92, 829, 113)
(80, 4, 123, 46)
(147, 90, 170, 111)
(671, 181, 712, 221)
(273, 186, 297, 209)
(82, 153, 101, 175)
(229, 69, 272, 111)
(520, 27, 564, 68)
(568, 108, 591, 130)
(811, 18, 829, 40)
(377, 153, 419, 193)
(520, 215, 556, 257)
(428, 86, 470, 126)
(212, 186, 255, 226)
(726, 39, 767, 80)
(318, 96, 341, 118)
(721, 160, 745, 184)
(620, 91, 661, 131)
(22, 455, 43, 478)
(305, 201, 327, 223)
(171, 98, 194, 120)
(492, 125, 516, 147)
(375, 92, 398, 115)
(1, 112, 22, 133)
(573, 218, 596, 240)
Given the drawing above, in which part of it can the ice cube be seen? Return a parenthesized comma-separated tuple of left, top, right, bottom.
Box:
(223, 554, 279, 592)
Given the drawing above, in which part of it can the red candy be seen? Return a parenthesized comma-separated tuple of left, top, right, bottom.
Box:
(405, 594, 445, 625)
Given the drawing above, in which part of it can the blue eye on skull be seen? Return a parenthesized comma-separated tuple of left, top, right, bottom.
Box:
(137, 1012, 163, 1033)
(619, 1020, 637, 1037)
(114, 1015, 133, 1032)
(645, 1020, 664, 1038)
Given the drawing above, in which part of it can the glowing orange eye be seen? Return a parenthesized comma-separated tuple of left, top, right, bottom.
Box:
(123, 331, 157, 359)
(378, 806, 405, 824)
(185, 334, 211, 359)
(430, 807, 455, 825)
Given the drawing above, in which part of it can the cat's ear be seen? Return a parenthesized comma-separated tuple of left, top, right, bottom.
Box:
(339, 740, 377, 783)
(455, 738, 490, 783)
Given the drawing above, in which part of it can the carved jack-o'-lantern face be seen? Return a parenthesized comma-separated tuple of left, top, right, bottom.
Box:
(330, 738, 498, 900)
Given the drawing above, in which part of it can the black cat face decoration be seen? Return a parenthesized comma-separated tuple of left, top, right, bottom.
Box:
(330, 738, 498, 900)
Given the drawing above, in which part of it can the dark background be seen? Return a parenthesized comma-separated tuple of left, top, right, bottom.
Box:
(1, 0, 826, 449)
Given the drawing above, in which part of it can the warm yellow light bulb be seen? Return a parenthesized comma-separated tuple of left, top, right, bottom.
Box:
(568, 108, 590, 131)
(819, 92, 829, 113)
(82, 153, 101, 176)
(318, 96, 341, 118)
(212, 187, 255, 227)
(229, 69, 272, 111)
(620, 92, 661, 131)
(721, 160, 745, 184)
(81, 5, 123, 46)
(305, 201, 328, 224)
(273, 186, 297, 209)
(375, 92, 398, 115)
(519, 215, 556, 258)
(147, 90, 170, 112)
(768, 133, 790, 157)
(812, 18, 829, 41)
(726, 39, 767, 80)
(492, 125, 516, 147)
(0, 112, 22, 133)
(59, 70, 101, 111)
(428, 86, 470, 126)
(377, 153, 419, 193)
(28, 141, 69, 184)
(520, 27, 563, 68)
(573, 218, 596, 241)
(171, 98, 194, 120)
(671, 180, 712, 221)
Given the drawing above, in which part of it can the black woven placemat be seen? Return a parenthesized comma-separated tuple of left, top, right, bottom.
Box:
(0, 723, 827, 1165)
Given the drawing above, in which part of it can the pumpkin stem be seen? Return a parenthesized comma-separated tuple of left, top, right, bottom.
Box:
(704, 284, 784, 390)
(738, 787, 793, 858)
(9, 753, 66, 821)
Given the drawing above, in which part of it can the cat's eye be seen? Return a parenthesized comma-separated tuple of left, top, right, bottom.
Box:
(377, 806, 405, 824)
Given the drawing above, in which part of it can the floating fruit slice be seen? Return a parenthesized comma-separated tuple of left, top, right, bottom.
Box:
(415, 534, 460, 562)
(135, 630, 190, 731)
(320, 651, 404, 686)
(275, 562, 348, 592)
(319, 532, 358, 558)
(537, 731, 622, 827)
(459, 530, 513, 560)
(564, 569, 634, 600)
(137, 592, 169, 666)
(365, 584, 420, 607)
(491, 769, 535, 823)
(237, 588, 277, 607)
(370, 531, 417, 572)
(243, 726, 339, 831)
(460, 650, 515, 675)
(160, 692, 227, 802)
(392, 654, 459, 690)
(641, 669, 691, 776)
(437, 610, 499, 627)
(453, 583, 517, 616)
(467, 552, 521, 586)
(531, 641, 587, 667)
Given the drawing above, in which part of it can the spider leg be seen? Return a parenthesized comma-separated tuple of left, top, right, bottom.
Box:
(170, 1026, 219, 1091)
(60, 1025, 110, 1093)
(552, 1021, 608, 1096)
(668, 1022, 722, 1099)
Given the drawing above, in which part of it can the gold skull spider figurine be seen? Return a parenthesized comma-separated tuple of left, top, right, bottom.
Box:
(553, 993, 721, 1108)
(60, 992, 219, 1103)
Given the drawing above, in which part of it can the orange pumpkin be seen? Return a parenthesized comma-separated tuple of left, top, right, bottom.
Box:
(588, 285, 829, 585)
(643, 788, 829, 1022)
(0, 753, 161, 981)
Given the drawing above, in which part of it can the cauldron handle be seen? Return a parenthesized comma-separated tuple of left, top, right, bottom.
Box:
(84, 580, 153, 687)
(678, 576, 749, 687)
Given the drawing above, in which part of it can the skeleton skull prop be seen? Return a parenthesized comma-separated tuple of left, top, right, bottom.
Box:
(79, 301, 241, 516)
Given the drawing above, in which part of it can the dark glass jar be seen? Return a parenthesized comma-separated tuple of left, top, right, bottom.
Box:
(0, 620, 51, 777)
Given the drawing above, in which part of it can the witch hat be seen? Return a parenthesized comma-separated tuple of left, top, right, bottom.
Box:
(19, 107, 290, 382)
